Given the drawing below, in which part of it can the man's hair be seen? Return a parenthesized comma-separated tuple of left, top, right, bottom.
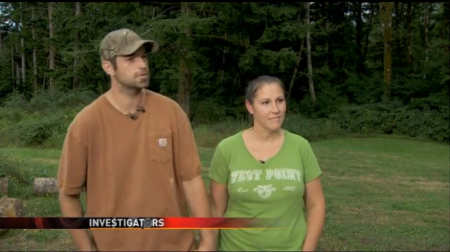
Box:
(104, 57, 117, 80)
(108, 56, 118, 70)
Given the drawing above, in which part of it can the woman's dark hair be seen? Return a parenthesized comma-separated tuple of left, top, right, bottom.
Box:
(245, 75, 286, 126)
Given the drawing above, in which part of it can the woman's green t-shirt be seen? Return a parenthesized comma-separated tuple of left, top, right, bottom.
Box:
(209, 130, 322, 251)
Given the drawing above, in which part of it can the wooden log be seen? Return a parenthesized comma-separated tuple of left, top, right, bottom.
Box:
(0, 178, 7, 196)
(33, 177, 58, 196)
(0, 196, 24, 236)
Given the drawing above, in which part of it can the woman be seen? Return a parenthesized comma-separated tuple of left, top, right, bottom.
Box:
(208, 75, 326, 251)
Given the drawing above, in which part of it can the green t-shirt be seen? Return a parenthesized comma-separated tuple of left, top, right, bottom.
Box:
(209, 129, 322, 251)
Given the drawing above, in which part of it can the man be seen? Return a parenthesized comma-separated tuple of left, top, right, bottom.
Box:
(57, 28, 215, 251)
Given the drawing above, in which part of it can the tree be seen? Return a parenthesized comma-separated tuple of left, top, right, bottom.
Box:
(380, 2, 393, 98)
(305, 1, 315, 104)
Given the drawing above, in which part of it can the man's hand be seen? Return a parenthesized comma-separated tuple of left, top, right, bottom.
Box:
(59, 193, 95, 251)
(195, 242, 216, 251)
(79, 244, 96, 251)
(183, 176, 217, 251)
(191, 240, 216, 251)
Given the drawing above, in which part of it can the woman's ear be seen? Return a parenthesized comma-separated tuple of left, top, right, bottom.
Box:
(245, 100, 254, 115)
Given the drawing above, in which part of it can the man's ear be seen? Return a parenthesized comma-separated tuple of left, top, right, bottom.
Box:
(102, 60, 115, 77)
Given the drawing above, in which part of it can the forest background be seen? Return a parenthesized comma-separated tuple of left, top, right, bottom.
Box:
(0, 2, 448, 148)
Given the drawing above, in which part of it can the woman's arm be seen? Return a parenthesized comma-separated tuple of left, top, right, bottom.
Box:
(302, 177, 326, 251)
(208, 144, 230, 249)
(209, 180, 229, 241)
(210, 181, 229, 217)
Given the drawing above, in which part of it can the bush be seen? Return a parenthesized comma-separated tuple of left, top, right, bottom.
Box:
(0, 90, 448, 149)
(330, 101, 449, 143)
(283, 114, 343, 142)
(0, 89, 95, 148)
(0, 154, 34, 199)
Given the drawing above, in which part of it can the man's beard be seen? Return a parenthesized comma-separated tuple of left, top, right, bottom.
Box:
(115, 74, 149, 92)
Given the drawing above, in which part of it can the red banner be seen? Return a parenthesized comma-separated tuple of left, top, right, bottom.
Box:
(0, 217, 281, 230)
(162, 217, 254, 229)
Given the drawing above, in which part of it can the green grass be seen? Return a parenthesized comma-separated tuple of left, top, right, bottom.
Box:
(0, 137, 449, 251)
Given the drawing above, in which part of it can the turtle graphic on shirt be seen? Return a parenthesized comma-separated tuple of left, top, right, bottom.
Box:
(253, 184, 276, 199)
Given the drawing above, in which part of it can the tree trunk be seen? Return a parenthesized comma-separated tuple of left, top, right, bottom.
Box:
(32, 6, 38, 97)
(380, 2, 393, 98)
(394, 2, 400, 52)
(423, 2, 430, 79)
(33, 178, 58, 195)
(216, 33, 227, 86)
(406, 2, 413, 67)
(48, 2, 55, 91)
(355, 2, 363, 62)
(177, 2, 193, 117)
(16, 52, 20, 87)
(220, 33, 226, 85)
(324, 2, 330, 67)
(11, 45, 14, 91)
(288, 37, 304, 99)
(20, 2, 25, 86)
(73, 2, 81, 89)
(0, 32, 3, 60)
(305, 2, 316, 104)
(363, 2, 375, 62)
(21, 39, 25, 86)
(444, 2, 450, 24)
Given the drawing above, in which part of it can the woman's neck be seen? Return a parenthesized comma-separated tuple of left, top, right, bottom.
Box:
(248, 124, 283, 143)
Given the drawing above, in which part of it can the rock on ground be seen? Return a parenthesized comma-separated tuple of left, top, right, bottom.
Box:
(0, 196, 24, 236)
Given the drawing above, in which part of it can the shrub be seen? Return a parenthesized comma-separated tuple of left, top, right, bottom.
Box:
(0, 90, 448, 149)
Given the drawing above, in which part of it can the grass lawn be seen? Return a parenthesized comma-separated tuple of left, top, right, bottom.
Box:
(0, 137, 449, 251)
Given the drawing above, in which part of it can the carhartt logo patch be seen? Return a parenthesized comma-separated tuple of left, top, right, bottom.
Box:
(158, 138, 167, 147)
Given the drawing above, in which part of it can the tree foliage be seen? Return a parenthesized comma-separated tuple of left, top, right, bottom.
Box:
(0, 2, 448, 145)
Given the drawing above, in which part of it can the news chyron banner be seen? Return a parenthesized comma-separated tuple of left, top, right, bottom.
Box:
(0, 217, 284, 230)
